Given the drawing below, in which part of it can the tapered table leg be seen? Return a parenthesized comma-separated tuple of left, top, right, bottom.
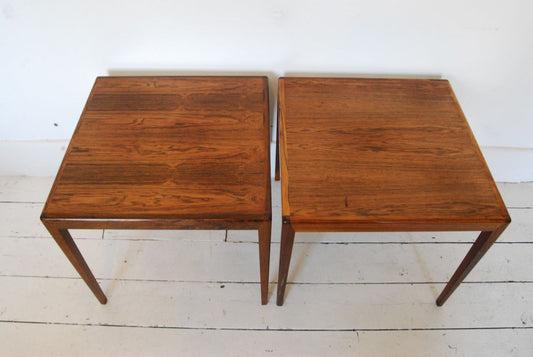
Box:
(44, 224, 107, 304)
(276, 218, 295, 306)
(437, 223, 509, 306)
(258, 220, 272, 305)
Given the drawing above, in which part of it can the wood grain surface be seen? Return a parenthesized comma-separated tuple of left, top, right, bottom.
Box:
(42, 76, 271, 222)
(40, 76, 272, 304)
(278, 77, 510, 231)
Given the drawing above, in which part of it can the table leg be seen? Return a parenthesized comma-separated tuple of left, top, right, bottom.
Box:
(258, 220, 272, 305)
(44, 224, 107, 304)
(276, 218, 295, 306)
(436, 223, 509, 306)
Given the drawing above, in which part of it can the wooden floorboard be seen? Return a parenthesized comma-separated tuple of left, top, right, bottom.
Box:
(2, 276, 533, 329)
(0, 176, 532, 356)
(1, 237, 532, 283)
(2, 322, 532, 357)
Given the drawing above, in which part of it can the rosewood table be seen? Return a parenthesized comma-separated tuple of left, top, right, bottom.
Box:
(275, 77, 510, 306)
(41, 76, 272, 304)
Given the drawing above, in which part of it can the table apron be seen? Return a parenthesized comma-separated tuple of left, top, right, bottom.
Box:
(289, 220, 505, 232)
(41, 218, 268, 231)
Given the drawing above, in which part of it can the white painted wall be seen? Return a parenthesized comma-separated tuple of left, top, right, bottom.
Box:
(1, 0, 532, 180)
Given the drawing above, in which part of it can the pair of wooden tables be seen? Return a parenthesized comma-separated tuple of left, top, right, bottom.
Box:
(41, 76, 510, 307)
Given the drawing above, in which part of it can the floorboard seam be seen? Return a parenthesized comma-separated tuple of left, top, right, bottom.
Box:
(1, 275, 532, 285)
(1, 320, 532, 332)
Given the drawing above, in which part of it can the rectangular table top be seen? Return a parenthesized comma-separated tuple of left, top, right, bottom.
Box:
(278, 77, 510, 231)
(42, 76, 271, 222)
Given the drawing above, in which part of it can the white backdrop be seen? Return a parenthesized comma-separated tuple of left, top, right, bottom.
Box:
(1, 0, 532, 180)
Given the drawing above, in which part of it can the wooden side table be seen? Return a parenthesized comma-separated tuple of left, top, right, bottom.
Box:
(41, 76, 272, 304)
(275, 77, 510, 306)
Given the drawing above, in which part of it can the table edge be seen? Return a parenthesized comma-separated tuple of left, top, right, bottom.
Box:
(284, 215, 511, 232)
(41, 215, 271, 230)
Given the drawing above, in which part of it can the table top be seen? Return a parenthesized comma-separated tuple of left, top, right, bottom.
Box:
(278, 77, 510, 231)
(42, 76, 271, 222)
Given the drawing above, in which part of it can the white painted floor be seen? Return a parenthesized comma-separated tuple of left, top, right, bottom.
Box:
(1, 176, 532, 356)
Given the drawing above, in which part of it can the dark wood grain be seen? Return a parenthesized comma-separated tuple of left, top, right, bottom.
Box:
(41, 76, 272, 304)
(276, 77, 510, 306)
(43, 77, 270, 221)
